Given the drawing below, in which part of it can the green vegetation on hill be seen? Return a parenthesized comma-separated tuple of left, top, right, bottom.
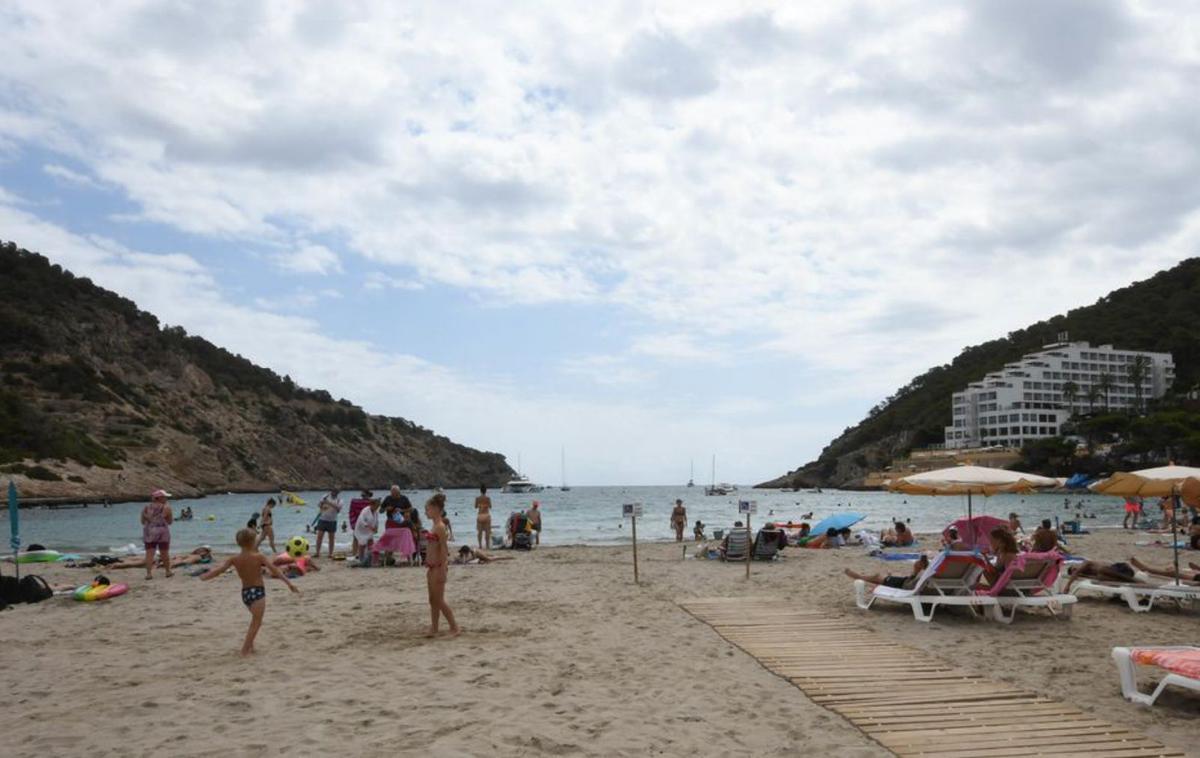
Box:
(766, 258, 1200, 486)
(0, 241, 513, 492)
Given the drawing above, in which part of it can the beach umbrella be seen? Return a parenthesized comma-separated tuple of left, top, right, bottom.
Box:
(7, 480, 18, 581)
(1091, 465, 1200, 586)
(808, 512, 866, 537)
(888, 465, 1058, 547)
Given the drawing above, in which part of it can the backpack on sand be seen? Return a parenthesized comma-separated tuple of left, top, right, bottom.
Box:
(18, 575, 53, 604)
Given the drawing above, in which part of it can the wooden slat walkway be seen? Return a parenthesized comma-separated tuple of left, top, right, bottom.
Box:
(679, 597, 1184, 758)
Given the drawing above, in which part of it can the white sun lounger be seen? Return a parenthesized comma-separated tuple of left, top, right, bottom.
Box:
(978, 552, 1077, 624)
(1072, 579, 1200, 613)
(1112, 646, 1200, 706)
(854, 551, 994, 622)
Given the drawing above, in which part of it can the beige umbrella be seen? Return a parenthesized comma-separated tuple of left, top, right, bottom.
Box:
(1091, 465, 1200, 585)
(888, 465, 1058, 546)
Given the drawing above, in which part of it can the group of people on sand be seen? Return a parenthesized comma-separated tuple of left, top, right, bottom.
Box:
(845, 518, 1060, 591)
(122, 486, 538, 656)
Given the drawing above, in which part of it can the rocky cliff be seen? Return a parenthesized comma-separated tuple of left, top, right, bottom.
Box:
(0, 242, 514, 500)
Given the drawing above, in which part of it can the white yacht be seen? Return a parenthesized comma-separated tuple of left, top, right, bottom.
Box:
(503, 475, 544, 494)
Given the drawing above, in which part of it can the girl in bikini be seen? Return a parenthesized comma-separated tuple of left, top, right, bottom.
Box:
(424, 494, 460, 638)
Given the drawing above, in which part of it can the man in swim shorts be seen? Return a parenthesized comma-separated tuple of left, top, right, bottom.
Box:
(314, 490, 342, 558)
(844, 555, 930, 590)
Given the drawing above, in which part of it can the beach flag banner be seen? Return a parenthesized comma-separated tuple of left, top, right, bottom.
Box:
(738, 500, 757, 515)
(7, 480, 17, 551)
(8, 480, 18, 580)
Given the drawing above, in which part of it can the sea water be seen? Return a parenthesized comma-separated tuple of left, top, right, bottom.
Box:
(1, 486, 1125, 554)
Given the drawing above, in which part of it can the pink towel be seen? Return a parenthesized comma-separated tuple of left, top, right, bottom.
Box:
(1133, 648, 1200, 678)
(374, 527, 417, 558)
(979, 551, 1062, 597)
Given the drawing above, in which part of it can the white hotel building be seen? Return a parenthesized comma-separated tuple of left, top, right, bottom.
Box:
(944, 339, 1174, 450)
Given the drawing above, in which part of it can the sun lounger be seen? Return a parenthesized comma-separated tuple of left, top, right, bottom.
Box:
(752, 530, 781, 561)
(722, 528, 750, 561)
(1071, 579, 1200, 612)
(1112, 646, 1200, 706)
(978, 551, 1076, 624)
(854, 551, 994, 622)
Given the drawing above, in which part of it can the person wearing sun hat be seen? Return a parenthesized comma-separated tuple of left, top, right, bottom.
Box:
(141, 489, 174, 580)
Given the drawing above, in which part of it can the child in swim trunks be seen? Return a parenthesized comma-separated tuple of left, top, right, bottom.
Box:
(201, 528, 299, 656)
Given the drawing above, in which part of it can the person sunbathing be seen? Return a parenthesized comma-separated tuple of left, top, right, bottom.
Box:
(1128, 557, 1200, 585)
(880, 521, 915, 547)
(941, 526, 967, 551)
(844, 555, 930, 590)
(108, 546, 213, 569)
(1063, 560, 1155, 592)
(1029, 520, 1061, 553)
(982, 528, 1018, 586)
(804, 527, 842, 549)
(453, 546, 514, 564)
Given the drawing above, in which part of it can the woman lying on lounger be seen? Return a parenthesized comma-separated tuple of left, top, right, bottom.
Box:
(844, 555, 929, 590)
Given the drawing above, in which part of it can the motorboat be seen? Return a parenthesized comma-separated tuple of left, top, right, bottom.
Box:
(503, 475, 544, 494)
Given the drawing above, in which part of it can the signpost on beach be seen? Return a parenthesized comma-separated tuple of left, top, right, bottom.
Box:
(739, 500, 757, 580)
(623, 502, 643, 584)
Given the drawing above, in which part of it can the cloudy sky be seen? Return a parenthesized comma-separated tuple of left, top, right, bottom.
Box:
(1, 1, 1198, 485)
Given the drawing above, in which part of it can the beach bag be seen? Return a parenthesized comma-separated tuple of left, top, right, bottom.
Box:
(18, 575, 53, 604)
(0, 574, 21, 606)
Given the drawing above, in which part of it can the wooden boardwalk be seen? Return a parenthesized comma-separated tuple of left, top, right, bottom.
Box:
(679, 597, 1184, 758)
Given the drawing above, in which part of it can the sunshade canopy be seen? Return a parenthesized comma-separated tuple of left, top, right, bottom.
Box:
(1091, 465, 1200, 506)
(888, 465, 1058, 496)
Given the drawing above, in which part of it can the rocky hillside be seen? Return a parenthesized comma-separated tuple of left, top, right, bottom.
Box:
(761, 257, 1200, 489)
(0, 242, 514, 500)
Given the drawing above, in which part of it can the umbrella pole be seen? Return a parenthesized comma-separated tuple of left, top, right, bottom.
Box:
(968, 492, 974, 549)
(1172, 491, 1182, 587)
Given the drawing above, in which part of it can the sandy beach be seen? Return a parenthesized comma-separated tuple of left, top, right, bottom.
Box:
(2, 529, 1196, 757)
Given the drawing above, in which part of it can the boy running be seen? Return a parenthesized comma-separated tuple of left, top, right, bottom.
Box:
(201, 528, 299, 656)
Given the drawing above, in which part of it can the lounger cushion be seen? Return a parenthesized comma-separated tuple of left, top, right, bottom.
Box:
(1132, 648, 1200, 678)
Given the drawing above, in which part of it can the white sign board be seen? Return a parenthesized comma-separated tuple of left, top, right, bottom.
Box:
(738, 500, 758, 515)
(622, 502, 644, 519)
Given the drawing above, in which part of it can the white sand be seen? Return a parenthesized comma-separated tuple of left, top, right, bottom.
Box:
(1, 529, 1196, 757)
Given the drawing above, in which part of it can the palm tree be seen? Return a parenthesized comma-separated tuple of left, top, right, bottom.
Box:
(1086, 385, 1100, 413)
(1127, 355, 1151, 413)
(1097, 373, 1114, 411)
(1061, 381, 1079, 417)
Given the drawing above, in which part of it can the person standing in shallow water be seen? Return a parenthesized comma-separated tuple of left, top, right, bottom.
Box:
(475, 485, 493, 550)
(670, 499, 687, 542)
(424, 494, 460, 638)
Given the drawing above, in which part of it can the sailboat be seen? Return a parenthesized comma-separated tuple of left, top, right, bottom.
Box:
(560, 446, 571, 492)
(704, 454, 737, 496)
(687, 459, 695, 488)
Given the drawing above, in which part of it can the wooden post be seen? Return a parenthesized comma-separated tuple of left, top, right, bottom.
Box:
(631, 514, 639, 584)
(745, 511, 751, 580)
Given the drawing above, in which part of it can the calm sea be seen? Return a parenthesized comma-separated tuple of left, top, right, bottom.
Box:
(1, 485, 1124, 554)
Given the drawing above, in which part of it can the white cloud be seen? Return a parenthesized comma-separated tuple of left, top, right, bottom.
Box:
(363, 271, 424, 291)
(2, 2, 1200, 481)
(272, 243, 341, 275)
(43, 163, 104, 189)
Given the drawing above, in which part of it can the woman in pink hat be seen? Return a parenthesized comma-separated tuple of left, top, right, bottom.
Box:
(141, 489, 174, 579)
